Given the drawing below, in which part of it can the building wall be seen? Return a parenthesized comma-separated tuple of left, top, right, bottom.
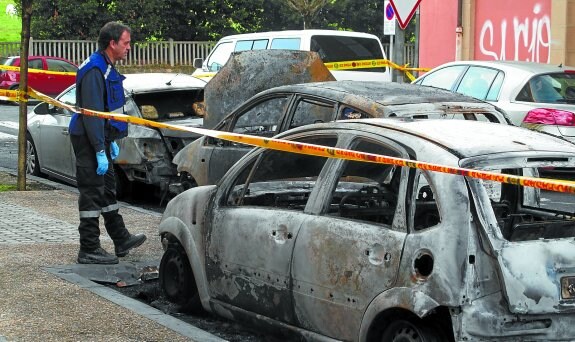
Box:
(419, 0, 458, 69)
(419, 0, 574, 68)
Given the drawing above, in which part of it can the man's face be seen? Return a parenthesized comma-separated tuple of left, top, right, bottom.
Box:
(110, 30, 131, 62)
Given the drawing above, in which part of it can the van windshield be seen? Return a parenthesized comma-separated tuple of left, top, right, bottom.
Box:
(311, 35, 386, 73)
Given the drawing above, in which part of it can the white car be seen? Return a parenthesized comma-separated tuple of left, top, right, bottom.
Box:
(413, 60, 575, 143)
(26, 73, 206, 197)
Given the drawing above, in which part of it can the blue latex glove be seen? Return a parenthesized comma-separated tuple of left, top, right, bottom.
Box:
(110, 141, 120, 160)
(96, 150, 109, 175)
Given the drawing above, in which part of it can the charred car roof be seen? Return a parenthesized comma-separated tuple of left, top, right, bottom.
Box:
(281, 118, 575, 159)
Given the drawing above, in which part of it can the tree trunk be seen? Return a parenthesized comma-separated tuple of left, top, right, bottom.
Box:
(17, 0, 33, 191)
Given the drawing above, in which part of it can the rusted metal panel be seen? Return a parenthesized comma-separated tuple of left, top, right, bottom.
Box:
(203, 50, 335, 129)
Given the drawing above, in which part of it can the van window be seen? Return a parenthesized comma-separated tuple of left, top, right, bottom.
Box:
(207, 41, 234, 72)
(270, 38, 301, 50)
(235, 39, 269, 51)
(311, 35, 386, 72)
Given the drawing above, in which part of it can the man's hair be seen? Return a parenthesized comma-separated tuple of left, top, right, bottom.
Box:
(98, 22, 131, 51)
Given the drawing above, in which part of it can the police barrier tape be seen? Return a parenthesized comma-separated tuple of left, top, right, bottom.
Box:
(20, 86, 575, 195)
(193, 58, 430, 81)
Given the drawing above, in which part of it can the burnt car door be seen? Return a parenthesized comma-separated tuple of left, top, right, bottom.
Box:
(205, 94, 292, 184)
(206, 135, 338, 325)
(290, 135, 410, 340)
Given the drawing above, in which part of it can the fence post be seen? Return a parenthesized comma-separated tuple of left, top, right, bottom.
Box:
(169, 38, 174, 67)
(29, 36, 34, 56)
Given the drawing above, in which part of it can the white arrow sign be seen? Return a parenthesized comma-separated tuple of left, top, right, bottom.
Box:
(390, 0, 421, 29)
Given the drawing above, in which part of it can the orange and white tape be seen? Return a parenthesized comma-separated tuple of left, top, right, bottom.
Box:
(23, 86, 575, 194)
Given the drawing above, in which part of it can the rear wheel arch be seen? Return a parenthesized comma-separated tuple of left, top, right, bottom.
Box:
(364, 307, 454, 342)
(360, 289, 454, 342)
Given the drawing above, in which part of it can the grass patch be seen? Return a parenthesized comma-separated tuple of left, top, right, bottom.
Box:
(0, 184, 17, 191)
(0, 0, 20, 42)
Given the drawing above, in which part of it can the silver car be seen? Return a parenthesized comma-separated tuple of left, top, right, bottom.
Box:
(26, 73, 206, 197)
(159, 118, 575, 341)
(413, 60, 575, 143)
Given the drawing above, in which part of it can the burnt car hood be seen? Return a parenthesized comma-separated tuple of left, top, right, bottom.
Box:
(202, 49, 335, 129)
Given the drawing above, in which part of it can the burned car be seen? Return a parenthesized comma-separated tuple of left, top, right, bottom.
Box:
(159, 119, 575, 341)
(174, 80, 512, 188)
(26, 73, 206, 197)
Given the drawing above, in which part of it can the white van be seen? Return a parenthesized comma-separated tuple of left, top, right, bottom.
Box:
(192, 30, 391, 82)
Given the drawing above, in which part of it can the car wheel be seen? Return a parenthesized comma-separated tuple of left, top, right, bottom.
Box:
(114, 167, 132, 199)
(380, 318, 442, 342)
(159, 242, 202, 313)
(26, 133, 42, 176)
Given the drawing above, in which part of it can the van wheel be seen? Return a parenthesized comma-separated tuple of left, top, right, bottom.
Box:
(26, 133, 42, 176)
(159, 242, 202, 313)
(380, 318, 442, 342)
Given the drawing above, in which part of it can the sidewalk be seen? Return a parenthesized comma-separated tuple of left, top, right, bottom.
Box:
(0, 168, 220, 342)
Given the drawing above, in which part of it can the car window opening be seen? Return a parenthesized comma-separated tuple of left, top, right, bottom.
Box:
(226, 136, 338, 209)
(481, 168, 575, 242)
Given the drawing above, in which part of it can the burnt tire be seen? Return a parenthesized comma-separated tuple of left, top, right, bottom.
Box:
(26, 133, 42, 176)
(380, 318, 443, 342)
(114, 167, 132, 199)
(159, 243, 202, 314)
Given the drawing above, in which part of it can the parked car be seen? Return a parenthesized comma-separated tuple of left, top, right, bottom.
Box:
(173, 80, 511, 188)
(0, 55, 77, 100)
(26, 73, 206, 197)
(159, 118, 575, 341)
(192, 29, 392, 82)
(412, 60, 575, 143)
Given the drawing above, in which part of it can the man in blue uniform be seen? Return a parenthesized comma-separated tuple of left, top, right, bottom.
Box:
(69, 22, 146, 264)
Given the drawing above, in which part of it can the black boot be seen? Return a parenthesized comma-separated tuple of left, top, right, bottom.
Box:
(115, 233, 147, 257)
(78, 247, 119, 264)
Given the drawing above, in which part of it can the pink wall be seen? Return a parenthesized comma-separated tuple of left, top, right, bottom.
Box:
(474, 0, 551, 62)
(419, 0, 551, 68)
(419, 0, 458, 69)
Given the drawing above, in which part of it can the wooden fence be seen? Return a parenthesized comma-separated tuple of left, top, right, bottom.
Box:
(0, 39, 416, 68)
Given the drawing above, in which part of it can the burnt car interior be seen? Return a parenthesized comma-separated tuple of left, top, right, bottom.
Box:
(132, 90, 204, 121)
(488, 168, 575, 241)
(224, 135, 442, 230)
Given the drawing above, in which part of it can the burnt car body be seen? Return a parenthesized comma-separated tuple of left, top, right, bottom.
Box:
(159, 119, 575, 341)
(174, 80, 512, 188)
(26, 73, 206, 197)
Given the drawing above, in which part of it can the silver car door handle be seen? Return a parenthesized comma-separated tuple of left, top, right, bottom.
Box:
(61, 129, 69, 136)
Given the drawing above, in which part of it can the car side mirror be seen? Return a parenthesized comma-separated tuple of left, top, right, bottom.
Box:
(33, 102, 52, 115)
(193, 58, 203, 69)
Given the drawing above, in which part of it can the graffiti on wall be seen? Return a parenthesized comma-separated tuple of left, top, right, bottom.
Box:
(476, 1, 550, 63)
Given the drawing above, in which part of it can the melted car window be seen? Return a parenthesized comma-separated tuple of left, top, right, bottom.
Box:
(414, 171, 441, 230)
(290, 98, 334, 128)
(327, 139, 402, 226)
(232, 96, 288, 137)
(226, 136, 337, 210)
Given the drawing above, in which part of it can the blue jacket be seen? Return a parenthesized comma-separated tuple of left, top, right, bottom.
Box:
(69, 51, 127, 152)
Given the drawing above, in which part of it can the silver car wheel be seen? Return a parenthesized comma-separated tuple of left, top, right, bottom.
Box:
(26, 134, 41, 176)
